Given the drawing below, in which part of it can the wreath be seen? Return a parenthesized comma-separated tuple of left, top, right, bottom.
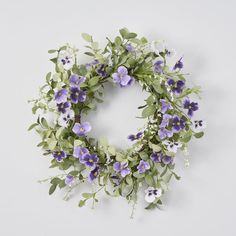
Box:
(29, 28, 205, 215)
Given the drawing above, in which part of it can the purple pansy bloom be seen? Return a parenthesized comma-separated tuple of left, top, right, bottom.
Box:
(113, 162, 131, 177)
(54, 89, 68, 104)
(126, 44, 135, 52)
(160, 114, 172, 128)
(97, 64, 107, 78)
(154, 60, 164, 74)
(173, 57, 183, 70)
(150, 152, 162, 163)
(65, 175, 75, 186)
(112, 66, 132, 87)
(58, 109, 74, 127)
(70, 87, 86, 104)
(53, 150, 67, 162)
(127, 131, 143, 141)
(145, 187, 162, 203)
(183, 98, 199, 117)
(162, 155, 173, 165)
(137, 160, 150, 173)
(158, 128, 173, 139)
(89, 166, 99, 182)
(82, 153, 98, 168)
(72, 122, 91, 136)
(57, 101, 71, 113)
(73, 146, 89, 162)
(172, 115, 186, 133)
(160, 99, 172, 113)
(69, 74, 86, 88)
(167, 79, 185, 94)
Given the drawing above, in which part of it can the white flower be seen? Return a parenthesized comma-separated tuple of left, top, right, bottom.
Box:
(163, 140, 182, 153)
(145, 187, 162, 203)
(192, 120, 206, 132)
(58, 47, 75, 70)
(58, 109, 74, 127)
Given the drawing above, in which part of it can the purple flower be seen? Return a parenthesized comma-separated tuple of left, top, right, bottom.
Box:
(57, 101, 71, 113)
(162, 155, 173, 165)
(65, 175, 75, 186)
(145, 187, 162, 203)
(69, 74, 86, 88)
(70, 87, 86, 104)
(72, 122, 91, 136)
(97, 64, 107, 78)
(160, 114, 172, 128)
(53, 150, 67, 162)
(160, 99, 172, 113)
(112, 66, 132, 87)
(81, 153, 98, 168)
(113, 162, 131, 177)
(167, 79, 185, 94)
(158, 128, 173, 139)
(73, 146, 89, 162)
(173, 57, 183, 70)
(183, 98, 199, 117)
(89, 166, 99, 182)
(154, 60, 164, 74)
(54, 89, 68, 104)
(137, 160, 150, 173)
(150, 152, 162, 163)
(172, 115, 186, 133)
(126, 44, 135, 52)
(127, 131, 143, 141)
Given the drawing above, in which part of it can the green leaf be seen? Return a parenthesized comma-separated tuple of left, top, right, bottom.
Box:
(142, 105, 156, 118)
(152, 80, 163, 94)
(149, 142, 162, 152)
(82, 193, 93, 199)
(194, 132, 204, 138)
(81, 33, 93, 42)
(28, 123, 39, 131)
(48, 49, 58, 54)
(145, 175, 155, 186)
(69, 170, 79, 176)
(88, 76, 99, 86)
(119, 28, 129, 38)
(78, 200, 86, 207)
(114, 36, 122, 46)
(84, 52, 95, 57)
(125, 32, 137, 39)
(49, 184, 57, 195)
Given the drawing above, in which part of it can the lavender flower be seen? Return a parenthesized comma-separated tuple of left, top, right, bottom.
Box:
(54, 89, 68, 104)
(57, 101, 71, 113)
(53, 150, 67, 162)
(69, 74, 86, 88)
(126, 44, 135, 52)
(97, 64, 107, 78)
(162, 155, 173, 165)
(158, 128, 173, 139)
(145, 187, 162, 203)
(150, 152, 162, 163)
(154, 60, 164, 74)
(113, 162, 130, 177)
(159, 114, 172, 128)
(112, 66, 132, 87)
(183, 97, 199, 117)
(172, 115, 186, 133)
(167, 79, 185, 94)
(81, 153, 98, 168)
(127, 131, 143, 141)
(65, 175, 75, 186)
(173, 57, 183, 70)
(89, 166, 99, 182)
(160, 99, 172, 113)
(137, 160, 150, 173)
(73, 146, 89, 162)
(163, 140, 182, 153)
(72, 122, 91, 136)
(70, 87, 86, 104)
(58, 109, 74, 127)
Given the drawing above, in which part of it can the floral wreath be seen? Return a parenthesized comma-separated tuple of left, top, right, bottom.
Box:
(29, 28, 205, 215)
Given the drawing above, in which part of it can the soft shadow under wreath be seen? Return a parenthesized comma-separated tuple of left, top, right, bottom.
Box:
(28, 28, 205, 216)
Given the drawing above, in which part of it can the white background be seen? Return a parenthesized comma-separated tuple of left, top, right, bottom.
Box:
(1, 0, 236, 235)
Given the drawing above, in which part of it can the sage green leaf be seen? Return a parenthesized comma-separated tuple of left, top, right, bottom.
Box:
(125, 32, 137, 39)
(88, 77, 99, 86)
(119, 28, 129, 38)
(78, 200, 86, 207)
(149, 142, 162, 152)
(82, 193, 93, 199)
(28, 123, 39, 131)
(142, 105, 156, 118)
(81, 33, 93, 42)
(145, 175, 155, 187)
(194, 132, 204, 138)
(48, 49, 57, 54)
(49, 184, 57, 195)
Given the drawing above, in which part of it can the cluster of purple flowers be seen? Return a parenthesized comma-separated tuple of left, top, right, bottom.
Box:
(112, 66, 134, 87)
(73, 146, 99, 181)
(150, 152, 173, 165)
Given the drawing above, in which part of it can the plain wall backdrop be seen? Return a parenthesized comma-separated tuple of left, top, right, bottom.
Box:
(0, 0, 236, 235)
